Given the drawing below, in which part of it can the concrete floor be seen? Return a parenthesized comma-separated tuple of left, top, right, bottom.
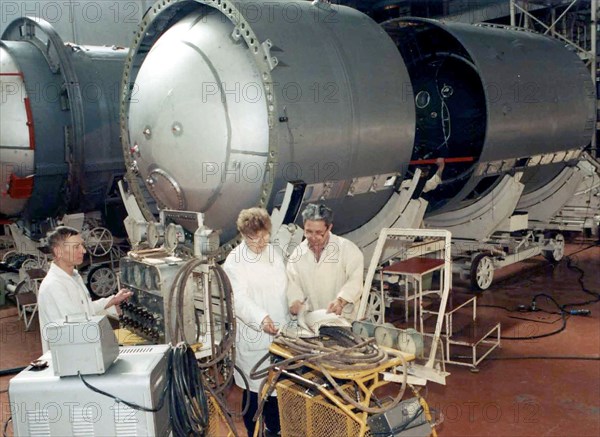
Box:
(424, 242, 600, 437)
(1, 242, 598, 436)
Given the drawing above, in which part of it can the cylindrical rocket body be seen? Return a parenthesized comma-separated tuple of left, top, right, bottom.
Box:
(0, 18, 127, 222)
(124, 0, 415, 244)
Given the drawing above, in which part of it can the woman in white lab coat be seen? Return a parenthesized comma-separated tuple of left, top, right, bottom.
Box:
(223, 208, 289, 436)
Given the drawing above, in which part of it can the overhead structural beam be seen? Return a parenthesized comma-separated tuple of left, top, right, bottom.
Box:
(511, 1, 589, 55)
(592, 0, 598, 155)
(543, 0, 577, 35)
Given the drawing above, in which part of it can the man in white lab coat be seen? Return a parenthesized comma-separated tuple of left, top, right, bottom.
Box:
(287, 203, 364, 321)
(38, 226, 132, 352)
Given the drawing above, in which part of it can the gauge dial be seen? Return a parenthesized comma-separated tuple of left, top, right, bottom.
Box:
(133, 264, 143, 287)
(397, 328, 425, 356)
(352, 321, 375, 339)
(120, 264, 129, 284)
(147, 222, 164, 248)
(374, 323, 398, 348)
(152, 269, 160, 289)
(143, 268, 154, 289)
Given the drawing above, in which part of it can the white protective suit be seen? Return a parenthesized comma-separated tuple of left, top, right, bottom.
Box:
(286, 233, 364, 321)
(223, 242, 289, 393)
(38, 262, 117, 352)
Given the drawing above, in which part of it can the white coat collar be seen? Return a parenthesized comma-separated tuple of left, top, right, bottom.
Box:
(48, 261, 81, 280)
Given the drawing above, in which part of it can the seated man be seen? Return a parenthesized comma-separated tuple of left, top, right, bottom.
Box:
(287, 203, 364, 321)
(38, 226, 132, 352)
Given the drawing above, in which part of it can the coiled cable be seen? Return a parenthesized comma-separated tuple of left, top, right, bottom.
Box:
(250, 328, 408, 416)
(78, 344, 210, 436)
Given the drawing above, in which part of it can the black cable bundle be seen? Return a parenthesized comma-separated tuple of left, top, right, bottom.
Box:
(169, 344, 210, 436)
(564, 254, 600, 308)
(2, 416, 11, 437)
(164, 259, 238, 435)
(495, 293, 567, 340)
(481, 245, 599, 342)
(78, 344, 211, 436)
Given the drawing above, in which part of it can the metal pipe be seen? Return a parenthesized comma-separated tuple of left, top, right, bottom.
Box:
(592, 0, 598, 156)
(510, 0, 516, 27)
(545, 0, 578, 35)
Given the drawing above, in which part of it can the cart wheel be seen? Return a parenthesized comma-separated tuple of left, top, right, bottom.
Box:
(19, 257, 47, 283)
(20, 257, 42, 272)
(86, 227, 113, 257)
(470, 253, 494, 291)
(87, 265, 118, 298)
(543, 233, 565, 263)
(2, 250, 17, 263)
(20, 255, 48, 271)
(365, 291, 384, 324)
(14, 279, 36, 295)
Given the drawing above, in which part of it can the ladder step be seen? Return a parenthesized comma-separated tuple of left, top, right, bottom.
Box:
(451, 320, 501, 346)
(422, 311, 474, 335)
(421, 291, 476, 314)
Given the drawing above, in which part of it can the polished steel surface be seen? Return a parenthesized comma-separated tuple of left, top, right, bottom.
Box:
(123, 0, 415, 244)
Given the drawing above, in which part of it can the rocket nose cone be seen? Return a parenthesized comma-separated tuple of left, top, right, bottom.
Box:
(126, 10, 270, 241)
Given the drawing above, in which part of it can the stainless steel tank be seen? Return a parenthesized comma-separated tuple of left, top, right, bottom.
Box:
(382, 18, 595, 213)
(121, 0, 415, 247)
(0, 17, 127, 223)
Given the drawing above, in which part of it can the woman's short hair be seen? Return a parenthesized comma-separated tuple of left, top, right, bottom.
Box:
(236, 208, 272, 236)
(46, 226, 80, 251)
(301, 203, 334, 226)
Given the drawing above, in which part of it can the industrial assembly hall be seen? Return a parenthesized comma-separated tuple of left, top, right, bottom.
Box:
(0, 0, 598, 436)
